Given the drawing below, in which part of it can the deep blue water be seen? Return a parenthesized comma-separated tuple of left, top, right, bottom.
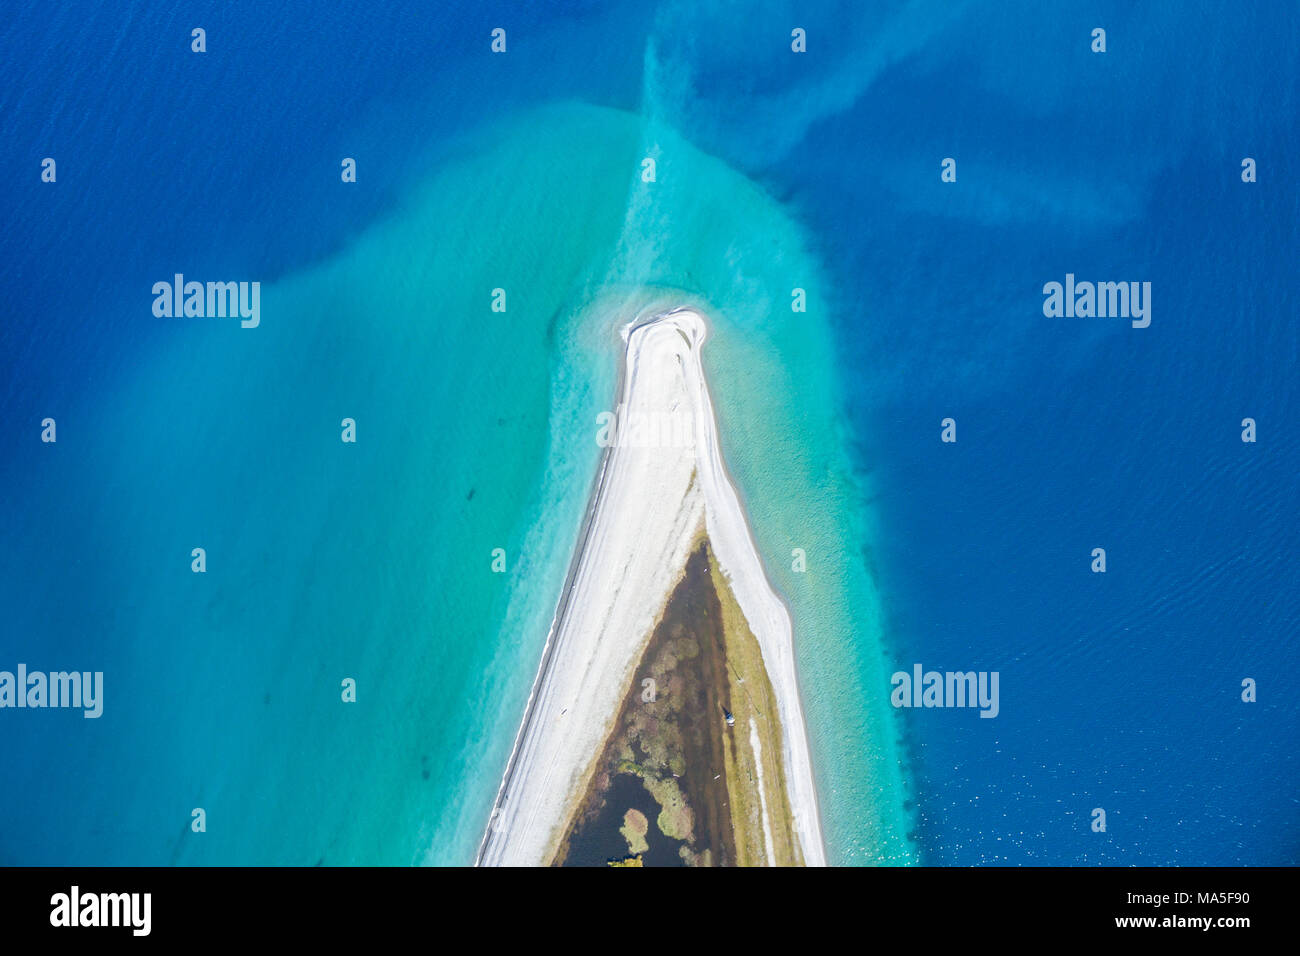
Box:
(790, 4, 1300, 863)
(2, 1, 1296, 865)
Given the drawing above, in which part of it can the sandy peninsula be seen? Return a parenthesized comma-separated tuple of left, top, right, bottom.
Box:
(477, 308, 825, 866)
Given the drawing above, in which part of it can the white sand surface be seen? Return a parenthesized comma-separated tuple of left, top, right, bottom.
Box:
(477, 308, 825, 866)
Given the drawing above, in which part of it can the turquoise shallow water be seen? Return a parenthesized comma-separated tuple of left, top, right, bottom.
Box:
(3, 100, 909, 865)
(8, 0, 1291, 868)
(439, 101, 915, 864)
